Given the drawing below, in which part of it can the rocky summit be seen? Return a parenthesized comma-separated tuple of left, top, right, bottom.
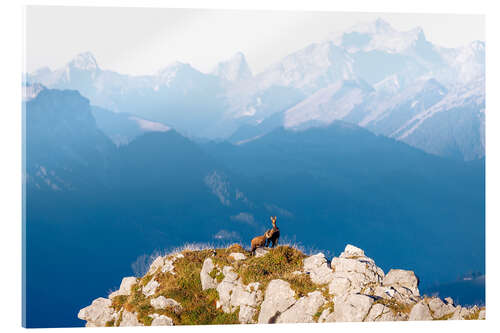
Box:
(78, 244, 485, 327)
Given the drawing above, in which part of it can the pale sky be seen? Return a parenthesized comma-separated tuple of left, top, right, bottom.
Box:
(24, 6, 485, 76)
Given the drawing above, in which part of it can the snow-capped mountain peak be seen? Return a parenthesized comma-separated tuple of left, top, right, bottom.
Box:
(155, 61, 199, 86)
(68, 52, 99, 71)
(255, 41, 356, 94)
(331, 18, 430, 54)
(212, 51, 253, 82)
(157, 61, 191, 75)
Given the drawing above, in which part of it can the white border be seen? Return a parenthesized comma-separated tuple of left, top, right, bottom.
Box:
(1, 1, 498, 332)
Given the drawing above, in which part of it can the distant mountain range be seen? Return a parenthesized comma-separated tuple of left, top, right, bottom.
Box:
(24, 88, 484, 327)
(26, 19, 485, 161)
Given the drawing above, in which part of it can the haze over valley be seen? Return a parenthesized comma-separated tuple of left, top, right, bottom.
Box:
(24, 17, 485, 327)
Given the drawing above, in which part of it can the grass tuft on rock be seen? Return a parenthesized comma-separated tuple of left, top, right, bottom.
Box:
(113, 248, 239, 326)
(105, 319, 115, 327)
(463, 307, 483, 320)
(374, 298, 413, 315)
(236, 246, 315, 294)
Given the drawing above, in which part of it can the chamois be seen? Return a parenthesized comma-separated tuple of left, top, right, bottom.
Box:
(250, 229, 272, 255)
(265, 216, 280, 248)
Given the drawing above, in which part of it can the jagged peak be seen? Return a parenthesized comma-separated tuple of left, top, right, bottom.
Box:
(155, 61, 201, 86)
(212, 51, 252, 82)
(329, 19, 432, 54)
(68, 52, 99, 71)
(157, 61, 193, 75)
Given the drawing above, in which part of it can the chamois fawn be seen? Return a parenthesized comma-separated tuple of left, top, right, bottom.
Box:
(250, 229, 272, 255)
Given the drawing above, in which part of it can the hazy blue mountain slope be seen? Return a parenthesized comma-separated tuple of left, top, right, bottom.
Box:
(25, 89, 115, 192)
(25, 90, 484, 327)
(24, 90, 261, 328)
(360, 79, 448, 135)
(393, 78, 485, 161)
(28, 54, 228, 138)
(201, 122, 485, 291)
(228, 76, 482, 161)
(91, 106, 171, 145)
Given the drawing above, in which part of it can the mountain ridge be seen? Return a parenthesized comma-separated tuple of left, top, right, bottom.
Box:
(25, 18, 485, 160)
(77, 244, 486, 326)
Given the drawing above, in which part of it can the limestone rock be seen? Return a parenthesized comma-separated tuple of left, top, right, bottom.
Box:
(303, 253, 334, 284)
(150, 313, 174, 326)
(222, 265, 238, 282)
(329, 276, 351, 296)
(148, 256, 165, 275)
(80, 244, 485, 326)
(365, 303, 397, 322)
(216, 266, 263, 323)
(254, 247, 269, 257)
(329, 253, 384, 295)
(340, 244, 365, 258)
(77, 297, 116, 327)
(109, 277, 138, 298)
(200, 258, 217, 290)
(258, 279, 296, 324)
(372, 285, 418, 306)
(383, 269, 420, 297)
(409, 301, 432, 321)
(161, 259, 176, 274)
(277, 291, 325, 323)
(229, 252, 247, 261)
(318, 308, 332, 323)
(238, 305, 257, 324)
(150, 296, 182, 314)
(148, 253, 183, 275)
(451, 306, 469, 320)
(373, 286, 395, 299)
(120, 310, 143, 326)
(325, 294, 374, 322)
(142, 278, 159, 297)
(428, 297, 454, 319)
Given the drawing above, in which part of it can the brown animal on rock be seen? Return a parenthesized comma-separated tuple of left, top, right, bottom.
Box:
(265, 216, 280, 248)
(250, 229, 272, 255)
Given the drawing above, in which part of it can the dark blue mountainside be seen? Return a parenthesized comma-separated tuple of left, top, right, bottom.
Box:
(201, 123, 484, 287)
(24, 89, 484, 327)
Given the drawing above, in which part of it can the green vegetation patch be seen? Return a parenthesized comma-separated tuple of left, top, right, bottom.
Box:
(105, 319, 115, 327)
(236, 246, 313, 294)
(113, 248, 239, 326)
(104, 245, 321, 326)
(110, 295, 128, 312)
(313, 300, 335, 322)
(374, 298, 413, 315)
(463, 307, 483, 320)
(140, 273, 154, 287)
(435, 312, 454, 320)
